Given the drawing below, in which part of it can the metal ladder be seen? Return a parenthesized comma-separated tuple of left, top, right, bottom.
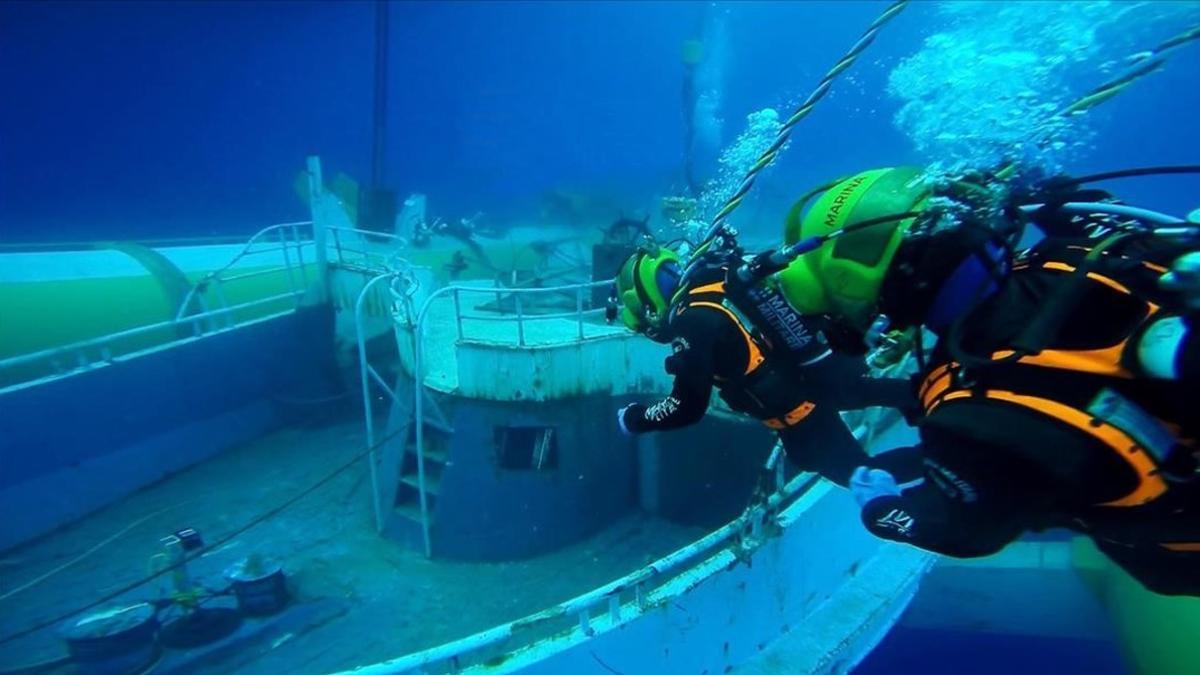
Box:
(381, 375, 454, 547)
(355, 270, 454, 557)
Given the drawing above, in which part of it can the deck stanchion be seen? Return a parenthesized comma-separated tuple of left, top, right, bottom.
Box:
(413, 294, 436, 557)
(294, 223, 310, 289)
(355, 273, 393, 534)
(576, 285, 585, 340)
(213, 279, 235, 327)
(453, 288, 464, 340)
(306, 155, 329, 304)
(515, 293, 525, 346)
(332, 228, 345, 267)
(278, 227, 299, 304)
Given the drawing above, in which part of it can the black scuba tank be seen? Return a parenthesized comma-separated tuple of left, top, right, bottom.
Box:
(723, 271, 832, 368)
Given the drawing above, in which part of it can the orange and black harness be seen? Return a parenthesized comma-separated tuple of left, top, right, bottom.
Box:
(677, 281, 817, 430)
(919, 251, 1193, 509)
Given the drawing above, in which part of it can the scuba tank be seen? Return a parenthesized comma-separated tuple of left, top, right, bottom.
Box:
(724, 267, 831, 366)
(678, 243, 832, 371)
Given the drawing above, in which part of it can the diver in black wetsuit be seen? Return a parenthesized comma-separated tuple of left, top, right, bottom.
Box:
(778, 166, 1200, 595)
(607, 244, 914, 487)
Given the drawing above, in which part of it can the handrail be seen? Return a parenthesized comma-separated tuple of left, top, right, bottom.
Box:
(1, 219, 318, 387)
(326, 226, 419, 278)
(399, 279, 611, 346)
(352, 263, 422, 537)
(175, 221, 314, 321)
(327, 225, 406, 242)
(0, 291, 301, 375)
(338, 471, 821, 675)
(460, 307, 606, 323)
(355, 273, 397, 533)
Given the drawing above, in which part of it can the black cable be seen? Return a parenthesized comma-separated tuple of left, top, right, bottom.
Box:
(1006, 232, 1137, 359)
(820, 212, 921, 241)
(1048, 165, 1200, 187)
(0, 429, 401, 647)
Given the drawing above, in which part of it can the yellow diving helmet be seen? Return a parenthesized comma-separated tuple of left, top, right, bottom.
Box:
(609, 243, 683, 338)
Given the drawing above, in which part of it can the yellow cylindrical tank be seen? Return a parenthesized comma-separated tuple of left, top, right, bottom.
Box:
(1073, 538, 1200, 674)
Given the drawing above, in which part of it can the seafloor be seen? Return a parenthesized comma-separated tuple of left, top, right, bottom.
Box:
(0, 407, 705, 674)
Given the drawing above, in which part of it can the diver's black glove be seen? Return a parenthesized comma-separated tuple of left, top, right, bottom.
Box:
(617, 403, 643, 436)
(815, 316, 869, 356)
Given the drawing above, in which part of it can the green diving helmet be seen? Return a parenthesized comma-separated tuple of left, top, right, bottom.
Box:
(778, 166, 1013, 339)
(610, 243, 683, 339)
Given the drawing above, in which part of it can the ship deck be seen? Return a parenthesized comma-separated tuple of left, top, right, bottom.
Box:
(0, 407, 704, 674)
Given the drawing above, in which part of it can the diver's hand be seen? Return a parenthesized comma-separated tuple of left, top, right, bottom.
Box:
(866, 330, 913, 370)
(1161, 252, 1200, 310)
(617, 404, 642, 437)
(850, 467, 902, 507)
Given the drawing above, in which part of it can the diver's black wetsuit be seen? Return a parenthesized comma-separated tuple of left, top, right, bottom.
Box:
(861, 237, 1200, 595)
(620, 277, 914, 486)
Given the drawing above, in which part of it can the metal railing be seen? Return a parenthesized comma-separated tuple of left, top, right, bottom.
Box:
(326, 225, 411, 274)
(175, 221, 313, 326)
(337, 469, 820, 675)
(410, 279, 611, 346)
(354, 270, 421, 534)
(407, 279, 613, 554)
(352, 274, 615, 554)
(1, 220, 319, 391)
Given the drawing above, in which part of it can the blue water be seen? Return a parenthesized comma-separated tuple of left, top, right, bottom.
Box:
(860, 627, 1129, 675)
(2, 1, 1199, 673)
(3, 1, 1198, 242)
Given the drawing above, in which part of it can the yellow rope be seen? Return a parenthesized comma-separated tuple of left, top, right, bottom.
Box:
(694, 0, 910, 250)
(998, 23, 1200, 181)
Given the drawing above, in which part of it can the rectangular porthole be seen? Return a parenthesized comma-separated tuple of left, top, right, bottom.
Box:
(495, 426, 558, 470)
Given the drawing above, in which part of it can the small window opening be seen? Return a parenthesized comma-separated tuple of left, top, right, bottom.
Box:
(495, 426, 558, 470)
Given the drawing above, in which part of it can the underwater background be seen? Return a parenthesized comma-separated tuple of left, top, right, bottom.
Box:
(3, 1, 1199, 242)
(2, 2, 1200, 675)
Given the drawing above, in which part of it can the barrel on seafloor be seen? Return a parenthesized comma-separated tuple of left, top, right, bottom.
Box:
(225, 557, 289, 617)
(62, 603, 159, 675)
